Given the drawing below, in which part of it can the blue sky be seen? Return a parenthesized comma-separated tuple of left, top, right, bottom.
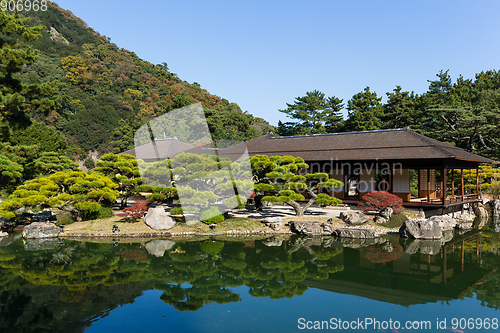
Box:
(54, 0, 500, 126)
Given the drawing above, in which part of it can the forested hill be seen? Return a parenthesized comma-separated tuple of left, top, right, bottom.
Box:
(19, 2, 271, 156)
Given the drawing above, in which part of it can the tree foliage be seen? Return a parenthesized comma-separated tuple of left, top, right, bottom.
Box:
(359, 191, 403, 213)
(0, 11, 55, 136)
(344, 87, 384, 132)
(250, 155, 343, 216)
(7, 4, 270, 155)
(0, 171, 119, 220)
(277, 90, 344, 136)
(0, 153, 23, 193)
(94, 153, 142, 208)
(30, 151, 79, 176)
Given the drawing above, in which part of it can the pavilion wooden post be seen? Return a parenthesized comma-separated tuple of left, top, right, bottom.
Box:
(417, 169, 421, 199)
(461, 169, 464, 200)
(476, 167, 479, 197)
(451, 169, 455, 199)
(427, 168, 431, 202)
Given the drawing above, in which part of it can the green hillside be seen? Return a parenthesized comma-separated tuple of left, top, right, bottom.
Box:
(17, 2, 271, 156)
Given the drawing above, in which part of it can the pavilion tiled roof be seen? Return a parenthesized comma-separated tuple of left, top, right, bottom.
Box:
(221, 128, 494, 163)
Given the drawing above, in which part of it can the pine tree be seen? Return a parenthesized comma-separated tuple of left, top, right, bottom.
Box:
(277, 90, 344, 135)
(0, 11, 54, 136)
(344, 87, 384, 132)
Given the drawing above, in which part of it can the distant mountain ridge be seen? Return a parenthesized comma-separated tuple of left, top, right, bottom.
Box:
(19, 2, 271, 156)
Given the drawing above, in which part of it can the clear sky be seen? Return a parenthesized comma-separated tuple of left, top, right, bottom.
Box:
(54, 0, 500, 126)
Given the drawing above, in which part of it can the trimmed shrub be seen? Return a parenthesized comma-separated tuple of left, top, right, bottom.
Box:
(200, 206, 224, 225)
(359, 191, 403, 213)
(55, 214, 76, 226)
(169, 206, 184, 215)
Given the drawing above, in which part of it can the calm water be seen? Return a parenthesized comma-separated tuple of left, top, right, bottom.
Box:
(1, 223, 500, 333)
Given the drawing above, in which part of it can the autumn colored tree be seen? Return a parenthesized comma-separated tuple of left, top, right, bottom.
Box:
(359, 191, 403, 213)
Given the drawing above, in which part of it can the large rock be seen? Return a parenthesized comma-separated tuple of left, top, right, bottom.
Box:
(144, 207, 176, 230)
(289, 221, 334, 236)
(334, 228, 379, 239)
(261, 217, 283, 231)
(380, 207, 394, 220)
(456, 211, 476, 223)
(0, 231, 8, 237)
(23, 222, 60, 239)
(399, 219, 442, 239)
(429, 215, 456, 231)
(339, 211, 371, 225)
(472, 203, 489, 219)
(487, 199, 500, 217)
(145, 239, 176, 257)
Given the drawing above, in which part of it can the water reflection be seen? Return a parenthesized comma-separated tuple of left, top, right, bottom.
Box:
(0, 225, 499, 332)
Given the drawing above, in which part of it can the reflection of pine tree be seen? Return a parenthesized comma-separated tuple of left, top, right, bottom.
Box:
(287, 237, 344, 280)
(157, 242, 241, 311)
(0, 236, 347, 322)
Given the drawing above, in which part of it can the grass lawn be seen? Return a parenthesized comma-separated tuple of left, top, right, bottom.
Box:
(61, 214, 346, 236)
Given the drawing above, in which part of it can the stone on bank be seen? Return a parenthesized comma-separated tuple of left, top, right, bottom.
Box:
(23, 222, 60, 239)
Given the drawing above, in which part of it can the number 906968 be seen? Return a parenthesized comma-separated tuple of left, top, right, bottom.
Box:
(1, 0, 48, 12)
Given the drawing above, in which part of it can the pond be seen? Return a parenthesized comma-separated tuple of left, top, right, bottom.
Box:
(1, 224, 500, 333)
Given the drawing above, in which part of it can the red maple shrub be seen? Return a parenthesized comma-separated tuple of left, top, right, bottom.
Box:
(117, 200, 149, 221)
(359, 191, 403, 213)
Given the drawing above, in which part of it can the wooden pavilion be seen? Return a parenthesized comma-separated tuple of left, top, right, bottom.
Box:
(221, 128, 495, 213)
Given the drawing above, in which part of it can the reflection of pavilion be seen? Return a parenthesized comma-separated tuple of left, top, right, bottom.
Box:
(302, 231, 491, 306)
